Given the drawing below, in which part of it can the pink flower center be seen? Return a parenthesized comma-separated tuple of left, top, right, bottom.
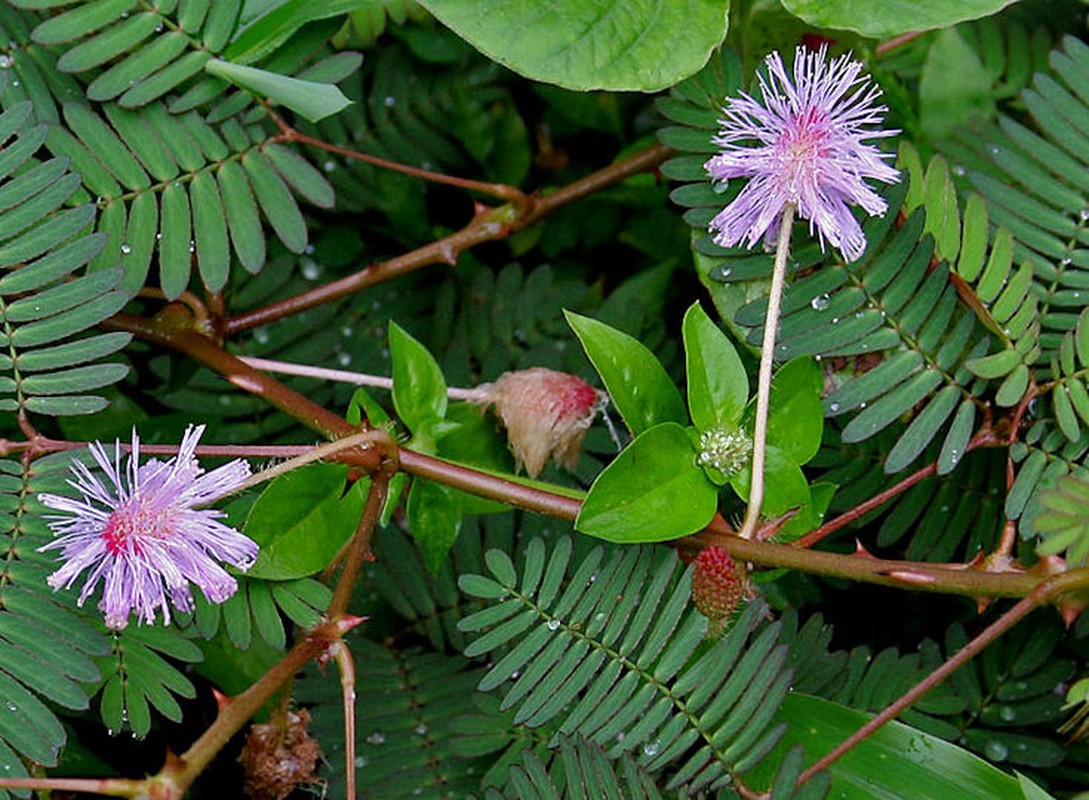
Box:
(102, 502, 167, 555)
(776, 108, 831, 191)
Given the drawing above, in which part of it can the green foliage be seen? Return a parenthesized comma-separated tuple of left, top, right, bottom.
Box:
(780, 0, 1022, 38)
(418, 0, 729, 92)
(243, 463, 369, 580)
(0, 452, 110, 785)
(458, 538, 795, 794)
(5, 2, 1089, 797)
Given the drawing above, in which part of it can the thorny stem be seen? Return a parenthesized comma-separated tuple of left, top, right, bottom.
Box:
(328, 470, 391, 620)
(738, 203, 796, 540)
(795, 574, 1078, 787)
(224, 143, 673, 334)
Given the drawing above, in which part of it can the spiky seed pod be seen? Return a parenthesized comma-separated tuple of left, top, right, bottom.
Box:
(475, 367, 603, 478)
(691, 546, 747, 634)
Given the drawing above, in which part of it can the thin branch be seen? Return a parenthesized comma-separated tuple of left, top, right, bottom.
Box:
(238, 356, 488, 401)
(223, 143, 673, 334)
(330, 641, 359, 800)
(738, 203, 796, 540)
(271, 119, 527, 204)
(796, 574, 1072, 787)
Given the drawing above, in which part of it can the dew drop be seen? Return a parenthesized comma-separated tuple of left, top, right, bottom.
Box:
(712, 178, 730, 194)
(340, 325, 355, 338)
(831, 316, 840, 324)
(366, 731, 386, 745)
(323, 160, 336, 173)
(547, 619, 561, 631)
(1080, 208, 1089, 222)
(300, 258, 321, 280)
(999, 705, 1016, 722)
(337, 352, 352, 367)
(188, 239, 196, 253)
(1061, 256, 1073, 266)
(983, 740, 1008, 762)
(355, 756, 368, 768)
(414, 723, 428, 736)
(4, 702, 15, 712)
(155, 23, 163, 32)
(858, 401, 867, 409)
(716, 267, 732, 280)
(10, 79, 18, 87)
(510, 670, 520, 679)
(120, 242, 132, 255)
(384, 95, 396, 107)
(253, 328, 270, 345)
(0, 55, 11, 69)
(952, 164, 966, 176)
(643, 740, 661, 757)
(829, 402, 841, 412)
(987, 144, 1001, 156)
(810, 293, 831, 311)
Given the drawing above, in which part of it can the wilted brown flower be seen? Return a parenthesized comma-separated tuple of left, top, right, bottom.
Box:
(475, 367, 605, 478)
(239, 709, 322, 800)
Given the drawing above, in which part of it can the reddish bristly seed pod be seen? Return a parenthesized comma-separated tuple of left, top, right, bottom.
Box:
(475, 367, 603, 478)
(691, 546, 746, 632)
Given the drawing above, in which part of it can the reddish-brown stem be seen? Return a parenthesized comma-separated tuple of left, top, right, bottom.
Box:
(328, 469, 391, 619)
(273, 125, 527, 204)
(875, 31, 927, 57)
(792, 428, 998, 549)
(796, 574, 1071, 787)
(224, 143, 673, 334)
(991, 384, 1038, 559)
(0, 777, 150, 797)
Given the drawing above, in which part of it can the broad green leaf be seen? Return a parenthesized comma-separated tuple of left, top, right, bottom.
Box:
(576, 422, 716, 542)
(244, 463, 368, 580)
(405, 477, 463, 573)
(731, 444, 811, 517)
(389, 320, 448, 434)
(419, 0, 728, 91)
(763, 356, 823, 465)
(780, 0, 1019, 38)
(683, 301, 747, 431)
(745, 693, 1025, 799)
(437, 402, 513, 514)
(204, 59, 352, 122)
(566, 310, 687, 436)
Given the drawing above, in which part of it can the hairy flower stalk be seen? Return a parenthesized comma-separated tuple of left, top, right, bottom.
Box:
(706, 46, 898, 537)
(38, 425, 258, 629)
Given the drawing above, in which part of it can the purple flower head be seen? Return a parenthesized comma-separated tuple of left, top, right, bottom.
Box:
(38, 425, 258, 630)
(705, 45, 900, 262)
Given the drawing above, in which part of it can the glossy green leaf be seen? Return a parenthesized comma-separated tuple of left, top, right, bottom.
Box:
(223, 0, 368, 64)
(577, 422, 715, 543)
(244, 463, 368, 580)
(780, 0, 1019, 38)
(683, 301, 747, 431)
(763, 356, 824, 465)
(566, 310, 687, 436)
(405, 477, 463, 573)
(205, 59, 352, 122)
(419, 0, 728, 91)
(745, 693, 1024, 798)
(389, 320, 448, 434)
(730, 444, 811, 517)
